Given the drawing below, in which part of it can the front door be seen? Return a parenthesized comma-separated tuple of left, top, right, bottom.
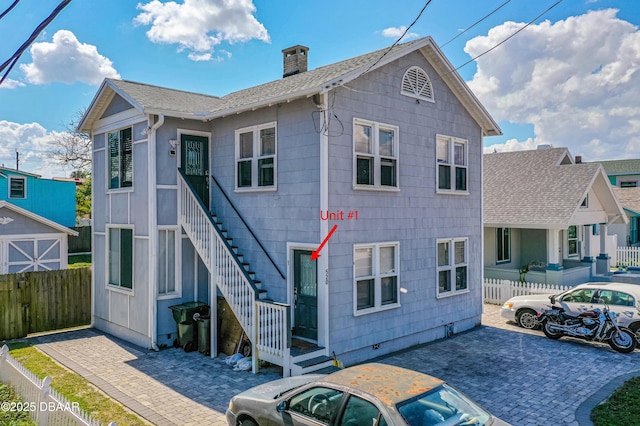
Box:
(293, 249, 318, 341)
(181, 134, 209, 209)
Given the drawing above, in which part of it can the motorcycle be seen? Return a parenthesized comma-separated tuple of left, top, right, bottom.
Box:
(537, 295, 638, 353)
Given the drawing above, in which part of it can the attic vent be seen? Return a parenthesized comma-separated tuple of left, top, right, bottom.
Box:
(401, 66, 434, 102)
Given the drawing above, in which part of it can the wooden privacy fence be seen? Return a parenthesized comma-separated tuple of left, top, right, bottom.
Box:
(68, 226, 92, 253)
(484, 278, 570, 305)
(617, 246, 640, 267)
(1, 345, 112, 426)
(0, 268, 91, 340)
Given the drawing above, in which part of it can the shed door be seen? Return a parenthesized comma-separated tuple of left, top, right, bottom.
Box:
(293, 249, 318, 341)
(181, 134, 209, 209)
(7, 239, 61, 273)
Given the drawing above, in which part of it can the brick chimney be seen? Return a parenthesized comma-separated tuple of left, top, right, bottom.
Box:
(282, 45, 309, 77)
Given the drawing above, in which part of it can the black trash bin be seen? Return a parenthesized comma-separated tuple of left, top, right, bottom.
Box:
(196, 315, 211, 355)
(169, 301, 208, 351)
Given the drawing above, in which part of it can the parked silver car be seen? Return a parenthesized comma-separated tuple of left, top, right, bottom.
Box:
(226, 363, 509, 425)
(500, 282, 640, 339)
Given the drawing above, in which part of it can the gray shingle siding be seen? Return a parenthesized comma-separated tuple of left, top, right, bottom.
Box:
(325, 51, 483, 362)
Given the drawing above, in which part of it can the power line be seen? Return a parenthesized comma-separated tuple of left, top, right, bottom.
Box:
(440, 0, 513, 48)
(0, 0, 73, 86)
(0, 0, 21, 21)
(450, 0, 565, 75)
(363, 0, 433, 75)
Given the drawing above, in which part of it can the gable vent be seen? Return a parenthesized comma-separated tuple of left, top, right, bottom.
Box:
(401, 66, 434, 102)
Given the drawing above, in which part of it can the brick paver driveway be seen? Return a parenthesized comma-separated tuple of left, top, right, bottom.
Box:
(29, 304, 640, 426)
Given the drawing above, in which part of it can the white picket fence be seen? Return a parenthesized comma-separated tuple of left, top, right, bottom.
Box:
(0, 345, 114, 426)
(617, 246, 640, 267)
(484, 278, 570, 305)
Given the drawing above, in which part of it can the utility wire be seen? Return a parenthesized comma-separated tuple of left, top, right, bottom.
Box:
(362, 0, 433, 75)
(0, 0, 20, 21)
(440, 0, 512, 48)
(449, 0, 564, 76)
(0, 0, 73, 86)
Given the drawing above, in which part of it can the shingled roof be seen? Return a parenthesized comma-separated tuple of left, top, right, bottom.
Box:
(79, 37, 500, 136)
(598, 159, 640, 175)
(484, 148, 624, 228)
(612, 187, 640, 215)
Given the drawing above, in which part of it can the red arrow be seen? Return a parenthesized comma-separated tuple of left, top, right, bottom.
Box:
(311, 224, 338, 261)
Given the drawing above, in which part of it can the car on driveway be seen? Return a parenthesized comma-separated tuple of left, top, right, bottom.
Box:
(226, 363, 509, 425)
(500, 282, 640, 339)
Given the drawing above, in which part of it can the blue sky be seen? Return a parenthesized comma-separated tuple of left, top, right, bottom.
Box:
(0, 0, 639, 177)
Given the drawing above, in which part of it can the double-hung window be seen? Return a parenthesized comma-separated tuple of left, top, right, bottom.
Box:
(9, 177, 26, 198)
(436, 135, 467, 193)
(158, 229, 177, 296)
(567, 226, 578, 256)
(236, 122, 277, 190)
(437, 238, 468, 297)
(354, 119, 399, 189)
(496, 228, 510, 263)
(108, 228, 133, 290)
(108, 127, 133, 189)
(354, 242, 400, 314)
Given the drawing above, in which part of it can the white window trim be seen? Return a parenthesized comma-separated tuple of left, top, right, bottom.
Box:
(437, 237, 469, 298)
(353, 241, 400, 316)
(567, 226, 579, 257)
(157, 226, 181, 299)
(436, 135, 469, 195)
(353, 118, 400, 191)
(235, 121, 277, 192)
(400, 66, 435, 103)
(106, 126, 134, 193)
(106, 225, 135, 294)
(8, 176, 26, 199)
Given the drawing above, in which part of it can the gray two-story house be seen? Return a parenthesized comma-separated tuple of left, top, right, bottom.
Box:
(79, 37, 500, 376)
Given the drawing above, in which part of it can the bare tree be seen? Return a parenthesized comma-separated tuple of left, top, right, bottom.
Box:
(52, 109, 91, 172)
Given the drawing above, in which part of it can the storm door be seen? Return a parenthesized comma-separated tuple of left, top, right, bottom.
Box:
(293, 249, 318, 341)
(181, 134, 209, 209)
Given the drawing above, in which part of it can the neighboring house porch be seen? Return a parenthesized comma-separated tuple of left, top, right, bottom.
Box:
(483, 147, 626, 286)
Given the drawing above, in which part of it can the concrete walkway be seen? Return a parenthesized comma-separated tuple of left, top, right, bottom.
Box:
(23, 305, 640, 426)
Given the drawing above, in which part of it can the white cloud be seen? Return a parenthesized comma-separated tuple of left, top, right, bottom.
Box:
(466, 9, 640, 160)
(134, 0, 270, 61)
(0, 78, 26, 89)
(0, 121, 72, 178)
(483, 138, 539, 154)
(381, 26, 419, 40)
(20, 30, 120, 85)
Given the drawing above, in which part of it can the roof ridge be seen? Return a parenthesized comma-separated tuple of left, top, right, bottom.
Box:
(108, 78, 221, 99)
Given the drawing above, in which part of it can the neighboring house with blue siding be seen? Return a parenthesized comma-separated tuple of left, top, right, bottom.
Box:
(597, 158, 640, 188)
(611, 187, 640, 247)
(79, 37, 501, 376)
(0, 167, 77, 228)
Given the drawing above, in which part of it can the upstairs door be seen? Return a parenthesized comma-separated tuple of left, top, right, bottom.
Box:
(293, 249, 318, 342)
(181, 134, 209, 209)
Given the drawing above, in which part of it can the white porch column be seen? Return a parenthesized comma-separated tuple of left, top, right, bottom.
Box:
(546, 229, 563, 270)
(596, 223, 611, 275)
(582, 225, 594, 262)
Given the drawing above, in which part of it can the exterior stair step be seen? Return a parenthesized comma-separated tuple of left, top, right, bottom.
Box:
(291, 355, 335, 376)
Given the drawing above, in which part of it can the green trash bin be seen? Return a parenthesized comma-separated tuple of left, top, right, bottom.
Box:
(197, 315, 211, 355)
(169, 302, 209, 351)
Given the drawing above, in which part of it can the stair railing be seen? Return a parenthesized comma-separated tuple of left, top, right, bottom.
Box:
(210, 174, 286, 280)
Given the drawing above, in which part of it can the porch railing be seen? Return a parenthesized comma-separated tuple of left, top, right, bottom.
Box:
(483, 278, 570, 305)
(617, 246, 640, 267)
(178, 170, 290, 373)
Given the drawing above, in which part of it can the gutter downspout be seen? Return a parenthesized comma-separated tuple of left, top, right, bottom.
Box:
(319, 92, 330, 350)
(90, 130, 96, 328)
(148, 114, 165, 351)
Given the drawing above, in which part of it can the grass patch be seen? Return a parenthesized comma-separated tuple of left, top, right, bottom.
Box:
(68, 253, 91, 269)
(592, 376, 640, 426)
(0, 382, 36, 425)
(6, 341, 147, 426)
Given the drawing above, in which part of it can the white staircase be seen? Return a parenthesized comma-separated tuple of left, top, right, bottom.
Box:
(178, 171, 291, 374)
